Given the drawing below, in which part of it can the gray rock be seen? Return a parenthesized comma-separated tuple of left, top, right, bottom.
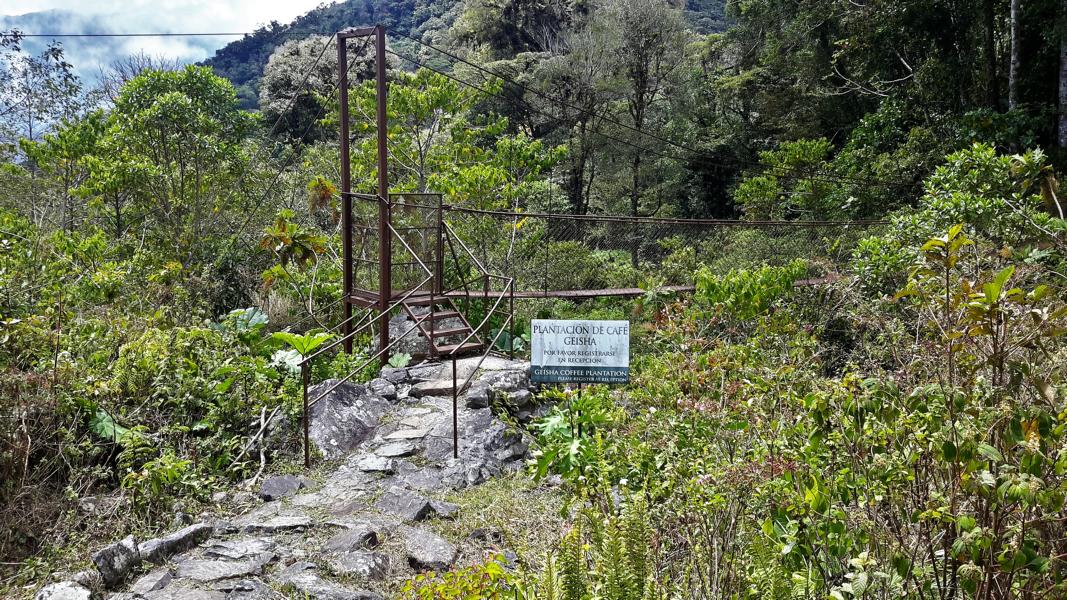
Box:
(259, 474, 311, 501)
(401, 526, 456, 571)
(510, 389, 534, 409)
(203, 538, 277, 561)
(324, 525, 380, 552)
(379, 367, 408, 385)
(354, 454, 396, 474)
(410, 379, 456, 398)
(175, 553, 273, 582)
(139, 522, 213, 563)
(306, 381, 391, 458)
(131, 568, 172, 594)
(374, 486, 433, 521)
(145, 587, 227, 600)
(68, 570, 98, 589)
(275, 562, 383, 600)
(494, 440, 529, 462)
(374, 441, 417, 458)
(429, 500, 460, 519)
(479, 369, 533, 405)
(406, 363, 443, 382)
(384, 428, 430, 440)
(464, 382, 490, 409)
(468, 527, 504, 544)
(366, 378, 397, 402)
(92, 535, 141, 588)
(240, 514, 312, 534)
(35, 582, 91, 600)
(327, 551, 391, 580)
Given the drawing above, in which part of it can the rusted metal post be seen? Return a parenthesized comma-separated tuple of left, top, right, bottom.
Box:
(338, 34, 353, 354)
(509, 281, 515, 360)
(302, 362, 310, 467)
(375, 24, 392, 363)
(435, 196, 444, 295)
(452, 355, 459, 459)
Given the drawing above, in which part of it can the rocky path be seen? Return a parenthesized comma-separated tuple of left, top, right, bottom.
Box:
(37, 357, 543, 600)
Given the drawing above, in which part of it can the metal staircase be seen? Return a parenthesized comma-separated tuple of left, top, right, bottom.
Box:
(400, 293, 484, 357)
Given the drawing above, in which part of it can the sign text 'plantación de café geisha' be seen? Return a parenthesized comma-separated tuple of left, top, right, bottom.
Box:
(530, 319, 630, 384)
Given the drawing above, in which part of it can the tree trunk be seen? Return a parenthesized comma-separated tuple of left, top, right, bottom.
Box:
(1059, 0, 1067, 147)
(630, 152, 641, 270)
(984, 0, 998, 109)
(1009, 0, 1023, 110)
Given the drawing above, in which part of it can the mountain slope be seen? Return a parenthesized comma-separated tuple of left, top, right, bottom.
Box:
(201, 0, 462, 108)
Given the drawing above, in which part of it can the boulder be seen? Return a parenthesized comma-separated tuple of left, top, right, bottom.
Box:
(91, 535, 140, 588)
(401, 526, 456, 572)
(34, 582, 91, 600)
(306, 381, 391, 459)
(139, 522, 213, 564)
(259, 475, 311, 501)
(429, 499, 460, 519)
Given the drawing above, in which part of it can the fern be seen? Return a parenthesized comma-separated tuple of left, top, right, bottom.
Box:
(598, 520, 633, 600)
(623, 494, 651, 593)
(560, 525, 586, 600)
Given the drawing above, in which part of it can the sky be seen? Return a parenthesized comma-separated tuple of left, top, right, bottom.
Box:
(1, 0, 328, 81)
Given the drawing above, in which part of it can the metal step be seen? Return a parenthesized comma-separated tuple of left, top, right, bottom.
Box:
(404, 295, 448, 307)
(433, 341, 485, 355)
(427, 310, 461, 321)
(428, 326, 470, 338)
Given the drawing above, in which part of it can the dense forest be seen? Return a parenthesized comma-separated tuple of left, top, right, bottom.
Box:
(2, 0, 1067, 598)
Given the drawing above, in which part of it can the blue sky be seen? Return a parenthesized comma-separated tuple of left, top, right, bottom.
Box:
(2, 0, 327, 80)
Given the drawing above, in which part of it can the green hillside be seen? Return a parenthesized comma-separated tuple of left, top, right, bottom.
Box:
(200, 0, 463, 108)
(202, 0, 728, 108)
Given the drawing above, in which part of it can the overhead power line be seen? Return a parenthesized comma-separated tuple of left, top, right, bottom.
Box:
(388, 27, 915, 191)
(383, 46, 892, 192)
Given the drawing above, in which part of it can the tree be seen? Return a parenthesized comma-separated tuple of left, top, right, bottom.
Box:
(1010, 0, 1024, 110)
(97, 51, 183, 105)
(83, 66, 258, 265)
(259, 35, 379, 142)
(536, 22, 618, 214)
(0, 32, 83, 153)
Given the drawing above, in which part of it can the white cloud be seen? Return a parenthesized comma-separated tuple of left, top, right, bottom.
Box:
(2, 0, 332, 83)
(4, 0, 326, 33)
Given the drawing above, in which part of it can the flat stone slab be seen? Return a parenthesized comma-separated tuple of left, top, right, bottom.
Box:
(327, 551, 391, 580)
(374, 486, 434, 522)
(145, 587, 227, 600)
(324, 524, 380, 552)
(130, 568, 172, 594)
(240, 515, 312, 534)
(374, 441, 417, 457)
(202, 538, 277, 561)
(35, 582, 91, 600)
(139, 522, 213, 564)
(401, 526, 456, 572)
(259, 475, 312, 501)
(175, 553, 273, 582)
(384, 428, 430, 440)
(275, 562, 383, 600)
(354, 454, 396, 474)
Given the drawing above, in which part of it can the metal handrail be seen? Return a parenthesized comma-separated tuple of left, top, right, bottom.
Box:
(443, 222, 488, 274)
(299, 273, 433, 366)
(448, 277, 514, 356)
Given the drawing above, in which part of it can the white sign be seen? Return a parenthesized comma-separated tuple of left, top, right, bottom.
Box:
(530, 319, 630, 384)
